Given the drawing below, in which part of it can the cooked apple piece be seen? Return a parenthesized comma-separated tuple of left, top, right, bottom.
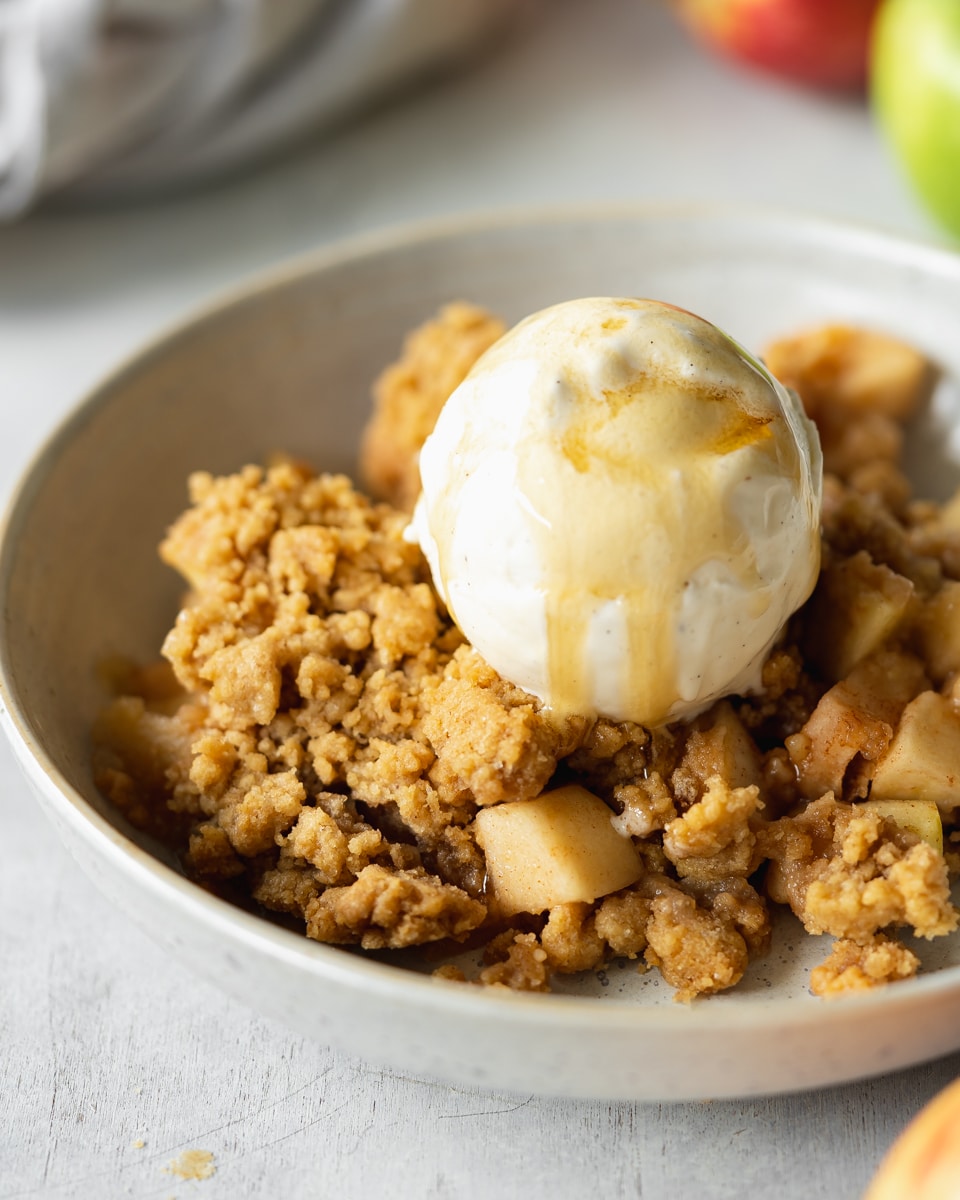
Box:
(845, 649, 928, 723)
(787, 649, 928, 801)
(870, 691, 960, 812)
(917, 580, 960, 682)
(860, 799, 943, 853)
(474, 784, 643, 916)
(763, 323, 932, 421)
(805, 551, 913, 681)
(787, 682, 893, 800)
(671, 701, 762, 806)
(864, 1076, 960, 1200)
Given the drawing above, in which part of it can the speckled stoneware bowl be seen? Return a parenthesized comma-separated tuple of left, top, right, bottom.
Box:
(3, 207, 960, 1101)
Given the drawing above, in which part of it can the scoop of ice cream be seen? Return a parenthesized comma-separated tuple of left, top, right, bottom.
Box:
(410, 297, 823, 728)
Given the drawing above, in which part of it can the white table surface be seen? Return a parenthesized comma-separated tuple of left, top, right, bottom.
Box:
(3, 1, 959, 1196)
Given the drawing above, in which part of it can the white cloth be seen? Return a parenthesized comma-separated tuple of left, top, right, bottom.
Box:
(0, 0, 520, 216)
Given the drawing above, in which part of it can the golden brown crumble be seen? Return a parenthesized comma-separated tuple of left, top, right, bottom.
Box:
(93, 312, 960, 1001)
(360, 302, 507, 511)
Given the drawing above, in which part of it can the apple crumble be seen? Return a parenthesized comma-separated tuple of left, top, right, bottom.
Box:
(93, 303, 960, 1001)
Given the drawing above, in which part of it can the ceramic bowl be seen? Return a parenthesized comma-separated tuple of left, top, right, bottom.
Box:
(4, 207, 960, 1101)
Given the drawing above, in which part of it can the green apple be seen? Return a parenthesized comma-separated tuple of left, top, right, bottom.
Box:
(872, 0, 960, 238)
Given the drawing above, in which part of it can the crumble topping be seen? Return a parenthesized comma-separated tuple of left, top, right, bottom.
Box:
(93, 307, 960, 1000)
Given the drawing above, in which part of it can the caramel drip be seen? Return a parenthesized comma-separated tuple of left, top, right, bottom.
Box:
(519, 370, 790, 726)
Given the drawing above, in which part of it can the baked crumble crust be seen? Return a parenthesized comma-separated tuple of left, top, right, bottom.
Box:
(93, 308, 960, 1000)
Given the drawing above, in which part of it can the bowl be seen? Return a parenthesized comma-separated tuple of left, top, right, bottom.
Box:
(4, 206, 960, 1102)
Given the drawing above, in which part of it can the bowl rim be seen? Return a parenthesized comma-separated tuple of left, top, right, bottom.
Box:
(3, 199, 960, 1035)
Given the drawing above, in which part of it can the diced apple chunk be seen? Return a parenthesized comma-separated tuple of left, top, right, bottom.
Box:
(870, 691, 960, 813)
(918, 580, 960, 682)
(939, 488, 960, 533)
(860, 799, 943, 854)
(763, 324, 931, 421)
(787, 682, 893, 800)
(474, 784, 643, 916)
(676, 702, 761, 794)
(787, 650, 928, 801)
(806, 551, 913, 681)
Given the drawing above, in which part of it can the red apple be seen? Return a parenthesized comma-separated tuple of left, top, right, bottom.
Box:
(673, 0, 882, 91)
(871, 0, 960, 240)
(864, 1075, 960, 1200)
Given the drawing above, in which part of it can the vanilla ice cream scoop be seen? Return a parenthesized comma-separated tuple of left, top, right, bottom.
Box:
(410, 297, 822, 728)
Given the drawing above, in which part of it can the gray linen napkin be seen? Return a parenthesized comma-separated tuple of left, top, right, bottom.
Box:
(0, 0, 520, 216)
